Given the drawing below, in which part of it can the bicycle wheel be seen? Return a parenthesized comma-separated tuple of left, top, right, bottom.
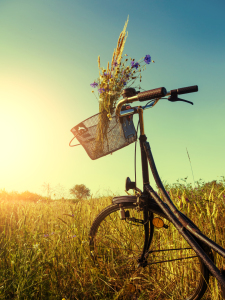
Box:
(89, 201, 210, 300)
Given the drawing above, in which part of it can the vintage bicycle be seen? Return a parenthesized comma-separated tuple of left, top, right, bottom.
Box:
(70, 85, 225, 299)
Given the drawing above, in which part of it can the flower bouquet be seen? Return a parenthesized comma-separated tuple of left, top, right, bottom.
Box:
(90, 16, 153, 156)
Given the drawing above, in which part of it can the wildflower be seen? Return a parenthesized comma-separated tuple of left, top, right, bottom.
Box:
(90, 82, 98, 88)
(125, 72, 131, 79)
(144, 54, 151, 64)
(90, 16, 154, 151)
(131, 61, 135, 68)
(98, 88, 105, 94)
(185, 198, 189, 202)
(135, 62, 140, 68)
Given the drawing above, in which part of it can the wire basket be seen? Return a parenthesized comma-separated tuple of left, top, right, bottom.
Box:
(70, 110, 137, 160)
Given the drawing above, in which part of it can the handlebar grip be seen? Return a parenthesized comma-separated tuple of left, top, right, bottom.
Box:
(137, 87, 167, 102)
(175, 85, 198, 95)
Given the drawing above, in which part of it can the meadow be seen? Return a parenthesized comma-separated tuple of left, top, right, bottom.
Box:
(0, 178, 225, 299)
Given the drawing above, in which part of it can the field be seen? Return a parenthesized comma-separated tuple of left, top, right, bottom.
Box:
(0, 178, 225, 299)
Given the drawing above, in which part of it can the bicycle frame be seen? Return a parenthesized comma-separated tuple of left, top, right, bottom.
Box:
(136, 106, 225, 292)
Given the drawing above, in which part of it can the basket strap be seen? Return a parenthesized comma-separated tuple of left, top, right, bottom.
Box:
(69, 136, 81, 147)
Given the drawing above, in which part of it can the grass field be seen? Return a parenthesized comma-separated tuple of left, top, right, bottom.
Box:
(0, 178, 225, 299)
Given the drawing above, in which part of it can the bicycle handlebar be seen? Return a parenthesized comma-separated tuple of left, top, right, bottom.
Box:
(116, 85, 198, 116)
(170, 85, 198, 95)
(137, 87, 167, 102)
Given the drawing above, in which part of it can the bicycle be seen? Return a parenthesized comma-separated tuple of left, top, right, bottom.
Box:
(70, 85, 225, 299)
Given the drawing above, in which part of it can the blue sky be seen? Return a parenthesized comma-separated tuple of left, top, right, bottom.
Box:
(0, 0, 224, 198)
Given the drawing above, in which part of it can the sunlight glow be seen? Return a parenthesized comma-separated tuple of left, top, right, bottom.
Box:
(0, 75, 55, 173)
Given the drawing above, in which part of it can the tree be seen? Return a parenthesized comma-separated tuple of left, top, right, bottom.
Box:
(70, 184, 90, 199)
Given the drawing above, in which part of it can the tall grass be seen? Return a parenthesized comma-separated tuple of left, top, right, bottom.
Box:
(0, 178, 225, 299)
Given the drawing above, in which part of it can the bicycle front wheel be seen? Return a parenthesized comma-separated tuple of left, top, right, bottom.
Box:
(89, 202, 210, 300)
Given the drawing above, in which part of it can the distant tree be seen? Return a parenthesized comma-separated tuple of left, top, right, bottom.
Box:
(70, 184, 90, 199)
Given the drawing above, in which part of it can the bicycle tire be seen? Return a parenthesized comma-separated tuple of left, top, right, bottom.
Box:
(89, 201, 210, 300)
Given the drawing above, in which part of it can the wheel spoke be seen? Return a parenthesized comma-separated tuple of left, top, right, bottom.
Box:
(99, 211, 144, 250)
(147, 255, 198, 265)
(89, 204, 210, 299)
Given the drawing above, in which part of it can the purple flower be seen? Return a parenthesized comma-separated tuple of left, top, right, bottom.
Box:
(113, 61, 118, 67)
(121, 79, 127, 86)
(98, 88, 105, 94)
(186, 198, 189, 202)
(131, 61, 139, 69)
(90, 82, 98, 88)
(144, 54, 151, 64)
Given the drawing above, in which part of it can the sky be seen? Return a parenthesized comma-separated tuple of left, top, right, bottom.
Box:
(0, 0, 224, 198)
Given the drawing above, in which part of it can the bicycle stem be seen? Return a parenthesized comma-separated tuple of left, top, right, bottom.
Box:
(142, 140, 225, 289)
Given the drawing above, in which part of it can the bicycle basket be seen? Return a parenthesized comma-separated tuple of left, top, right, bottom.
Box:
(70, 110, 137, 160)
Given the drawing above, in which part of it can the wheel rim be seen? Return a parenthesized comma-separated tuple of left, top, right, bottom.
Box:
(89, 205, 207, 299)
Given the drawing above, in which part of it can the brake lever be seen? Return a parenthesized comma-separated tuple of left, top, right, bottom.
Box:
(168, 96, 193, 105)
